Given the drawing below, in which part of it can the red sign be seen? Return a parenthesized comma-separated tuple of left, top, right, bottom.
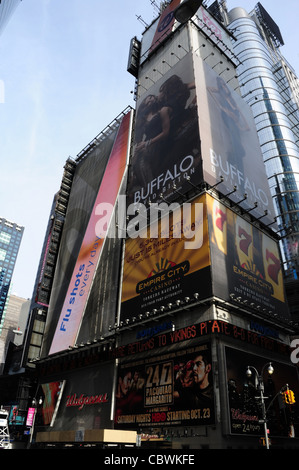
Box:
(66, 393, 109, 411)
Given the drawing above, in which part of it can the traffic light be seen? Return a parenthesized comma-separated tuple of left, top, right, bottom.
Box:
(283, 390, 296, 404)
(289, 390, 296, 404)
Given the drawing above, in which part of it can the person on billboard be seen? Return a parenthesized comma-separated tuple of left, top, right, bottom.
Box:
(192, 352, 213, 406)
(132, 93, 172, 188)
(132, 74, 198, 186)
(207, 76, 250, 175)
(173, 352, 213, 408)
(158, 74, 196, 134)
(115, 369, 144, 418)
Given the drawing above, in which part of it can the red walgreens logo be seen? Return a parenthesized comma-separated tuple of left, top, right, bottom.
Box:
(66, 393, 109, 411)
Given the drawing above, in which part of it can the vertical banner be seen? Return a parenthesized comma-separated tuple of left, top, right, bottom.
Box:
(207, 194, 287, 315)
(127, 52, 202, 207)
(49, 111, 132, 354)
(149, 0, 181, 54)
(194, 54, 275, 225)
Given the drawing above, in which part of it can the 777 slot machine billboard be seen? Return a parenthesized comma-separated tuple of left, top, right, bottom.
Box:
(207, 193, 288, 317)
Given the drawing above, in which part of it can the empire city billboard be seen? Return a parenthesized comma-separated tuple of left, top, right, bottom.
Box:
(120, 194, 211, 321)
(120, 193, 287, 320)
(207, 193, 287, 316)
(48, 110, 133, 355)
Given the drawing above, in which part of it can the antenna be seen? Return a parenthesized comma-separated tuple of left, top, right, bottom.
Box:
(136, 14, 149, 27)
(150, 0, 161, 13)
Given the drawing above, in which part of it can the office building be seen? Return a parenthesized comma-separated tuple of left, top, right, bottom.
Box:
(14, 1, 296, 450)
(214, 1, 299, 322)
(0, 0, 22, 36)
(0, 294, 29, 373)
(0, 218, 24, 331)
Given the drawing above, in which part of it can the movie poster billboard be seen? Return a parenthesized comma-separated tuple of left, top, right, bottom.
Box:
(226, 347, 299, 437)
(115, 343, 215, 429)
(49, 111, 132, 355)
(120, 194, 211, 321)
(207, 194, 288, 316)
(127, 52, 202, 207)
(194, 54, 275, 225)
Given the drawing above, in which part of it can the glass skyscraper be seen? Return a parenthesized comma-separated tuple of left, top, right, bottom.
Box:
(0, 0, 22, 36)
(214, 1, 299, 280)
(0, 218, 24, 332)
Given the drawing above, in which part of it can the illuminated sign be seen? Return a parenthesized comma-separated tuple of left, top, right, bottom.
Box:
(66, 393, 109, 411)
(26, 408, 35, 427)
(136, 321, 173, 340)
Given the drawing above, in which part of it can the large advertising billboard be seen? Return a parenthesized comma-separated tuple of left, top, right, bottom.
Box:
(120, 194, 211, 321)
(207, 194, 288, 317)
(127, 52, 202, 207)
(226, 347, 299, 438)
(115, 342, 215, 429)
(121, 192, 286, 321)
(140, 0, 181, 63)
(35, 364, 113, 432)
(48, 111, 132, 355)
(194, 55, 276, 225)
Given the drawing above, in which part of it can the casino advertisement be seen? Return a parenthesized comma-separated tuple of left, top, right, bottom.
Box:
(120, 194, 211, 321)
(127, 52, 202, 207)
(114, 343, 215, 429)
(207, 194, 288, 316)
(226, 347, 299, 437)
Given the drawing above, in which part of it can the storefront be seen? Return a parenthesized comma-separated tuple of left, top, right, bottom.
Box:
(31, 313, 299, 449)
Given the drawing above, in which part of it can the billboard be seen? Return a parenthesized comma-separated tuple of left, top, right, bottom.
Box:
(207, 194, 288, 316)
(140, 0, 181, 63)
(35, 364, 113, 431)
(194, 55, 275, 225)
(195, 5, 233, 56)
(127, 52, 202, 207)
(48, 111, 132, 355)
(149, 0, 181, 55)
(120, 194, 211, 321)
(226, 347, 299, 437)
(35, 381, 65, 427)
(115, 342, 215, 429)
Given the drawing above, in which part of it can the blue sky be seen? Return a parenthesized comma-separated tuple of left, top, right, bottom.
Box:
(1, 0, 298, 300)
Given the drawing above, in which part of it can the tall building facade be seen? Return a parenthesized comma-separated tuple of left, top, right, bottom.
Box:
(15, 1, 296, 450)
(0, 294, 29, 374)
(215, 2, 299, 311)
(0, 218, 24, 332)
(0, 0, 22, 35)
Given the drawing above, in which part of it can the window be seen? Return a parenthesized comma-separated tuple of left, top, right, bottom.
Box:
(0, 248, 6, 261)
(0, 232, 11, 244)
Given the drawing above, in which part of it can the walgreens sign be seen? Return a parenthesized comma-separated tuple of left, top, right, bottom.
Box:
(66, 393, 109, 411)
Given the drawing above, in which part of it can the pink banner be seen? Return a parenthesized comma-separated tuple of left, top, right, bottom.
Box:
(49, 111, 132, 354)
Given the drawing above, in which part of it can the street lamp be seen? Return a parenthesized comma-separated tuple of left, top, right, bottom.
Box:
(174, 0, 203, 24)
(246, 363, 274, 449)
(0, 327, 23, 336)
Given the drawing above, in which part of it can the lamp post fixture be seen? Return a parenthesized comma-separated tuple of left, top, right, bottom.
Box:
(246, 362, 274, 449)
(0, 326, 23, 337)
(174, 0, 203, 24)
